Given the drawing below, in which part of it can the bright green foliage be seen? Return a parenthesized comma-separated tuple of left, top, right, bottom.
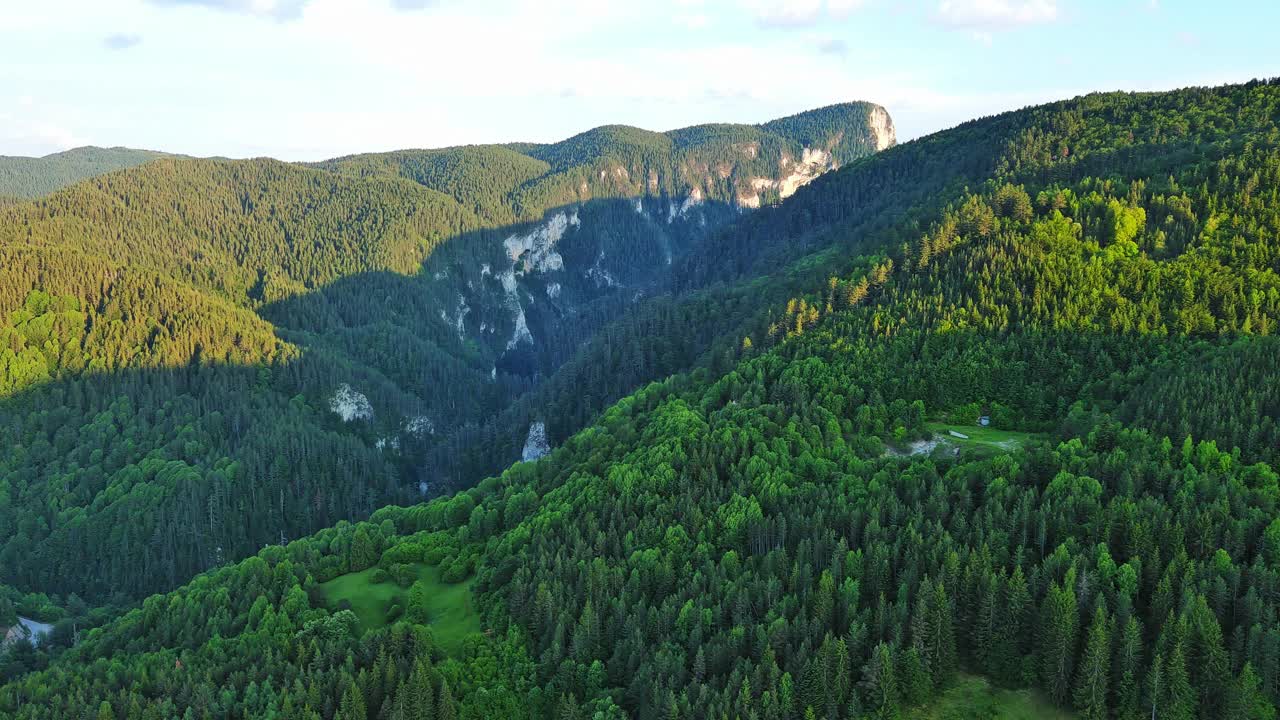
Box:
(0, 104, 888, 602)
(904, 674, 1075, 720)
(4, 81, 1280, 720)
(317, 563, 479, 652)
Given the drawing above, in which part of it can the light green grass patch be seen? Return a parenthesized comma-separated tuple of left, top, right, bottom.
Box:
(924, 422, 1043, 452)
(905, 674, 1076, 720)
(318, 563, 481, 654)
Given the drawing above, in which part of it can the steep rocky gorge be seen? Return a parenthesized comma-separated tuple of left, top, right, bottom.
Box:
(309, 102, 897, 487)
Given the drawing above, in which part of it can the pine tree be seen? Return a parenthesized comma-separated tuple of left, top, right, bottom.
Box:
(1147, 653, 1165, 720)
(1189, 596, 1231, 717)
(798, 657, 824, 717)
(973, 572, 999, 673)
(779, 672, 795, 720)
(928, 580, 957, 686)
(1039, 578, 1078, 705)
(909, 586, 931, 673)
(337, 681, 368, 720)
(1113, 615, 1143, 720)
(1073, 606, 1111, 720)
(1163, 646, 1196, 720)
(557, 693, 582, 720)
(833, 637, 851, 707)
(436, 681, 457, 720)
(1225, 663, 1277, 720)
(897, 647, 932, 707)
(388, 692, 408, 720)
(861, 642, 899, 720)
(408, 659, 435, 720)
(999, 565, 1032, 685)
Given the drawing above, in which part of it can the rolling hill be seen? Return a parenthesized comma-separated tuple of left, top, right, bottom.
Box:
(0, 102, 895, 601)
(2, 81, 1279, 719)
(0, 146, 168, 199)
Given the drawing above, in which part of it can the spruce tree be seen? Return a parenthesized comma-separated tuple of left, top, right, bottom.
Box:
(1039, 579, 1079, 705)
(861, 643, 899, 720)
(1164, 646, 1196, 720)
(337, 682, 368, 720)
(437, 681, 457, 720)
(1226, 663, 1277, 720)
(928, 580, 957, 686)
(1113, 616, 1143, 720)
(1073, 606, 1111, 720)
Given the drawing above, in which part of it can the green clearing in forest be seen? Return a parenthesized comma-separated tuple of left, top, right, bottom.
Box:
(924, 422, 1044, 452)
(905, 674, 1077, 720)
(318, 562, 481, 654)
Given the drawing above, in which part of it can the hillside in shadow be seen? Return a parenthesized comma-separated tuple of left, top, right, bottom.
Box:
(0, 196, 754, 601)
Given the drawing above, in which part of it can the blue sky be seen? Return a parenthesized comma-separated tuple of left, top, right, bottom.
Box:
(1, 0, 1276, 160)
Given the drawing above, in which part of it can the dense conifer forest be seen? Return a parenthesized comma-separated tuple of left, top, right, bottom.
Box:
(1, 80, 1278, 719)
(0, 103, 890, 603)
(0, 147, 169, 199)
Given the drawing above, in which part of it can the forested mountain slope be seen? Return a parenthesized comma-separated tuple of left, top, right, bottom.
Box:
(0, 146, 168, 199)
(4, 81, 1280, 719)
(316, 102, 894, 224)
(0, 103, 892, 602)
(421, 78, 1280, 489)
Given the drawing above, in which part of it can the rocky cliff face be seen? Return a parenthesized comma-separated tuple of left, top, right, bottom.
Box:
(868, 105, 896, 151)
(735, 146, 838, 209)
(328, 103, 897, 459)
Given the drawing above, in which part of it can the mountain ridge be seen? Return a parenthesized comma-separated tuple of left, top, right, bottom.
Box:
(3, 80, 1280, 719)
(0, 99, 895, 602)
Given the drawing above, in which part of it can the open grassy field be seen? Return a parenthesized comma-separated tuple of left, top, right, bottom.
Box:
(905, 674, 1077, 720)
(924, 422, 1044, 451)
(317, 562, 481, 654)
(886, 423, 1045, 460)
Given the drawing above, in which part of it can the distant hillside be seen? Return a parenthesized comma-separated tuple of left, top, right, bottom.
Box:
(316, 101, 895, 222)
(5, 81, 1280, 720)
(0, 102, 893, 602)
(0, 146, 167, 199)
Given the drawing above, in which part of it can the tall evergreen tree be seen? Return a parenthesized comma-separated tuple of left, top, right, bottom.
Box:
(1074, 606, 1112, 720)
(1040, 577, 1079, 705)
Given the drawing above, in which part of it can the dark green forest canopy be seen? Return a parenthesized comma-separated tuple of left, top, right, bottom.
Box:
(0, 146, 169, 199)
(2, 81, 1280, 720)
(0, 102, 892, 604)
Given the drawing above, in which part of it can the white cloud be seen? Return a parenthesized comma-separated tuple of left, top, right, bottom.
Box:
(5, 0, 1269, 161)
(751, 0, 823, 26)
(147, 0, 435, 21)
(748, 0, 867, 28)
(826, 0, 868, 18)
(1, 121, 91, 157)
(934, 0, 1058, 30)
(147, 0, 310, 21)
(675, 11, 710, 28)
(104, 33, 144, 50)
(817, 36, 849, 55)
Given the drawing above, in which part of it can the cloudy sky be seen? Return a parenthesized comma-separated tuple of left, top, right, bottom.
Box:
(1, 0, 1276, 160)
